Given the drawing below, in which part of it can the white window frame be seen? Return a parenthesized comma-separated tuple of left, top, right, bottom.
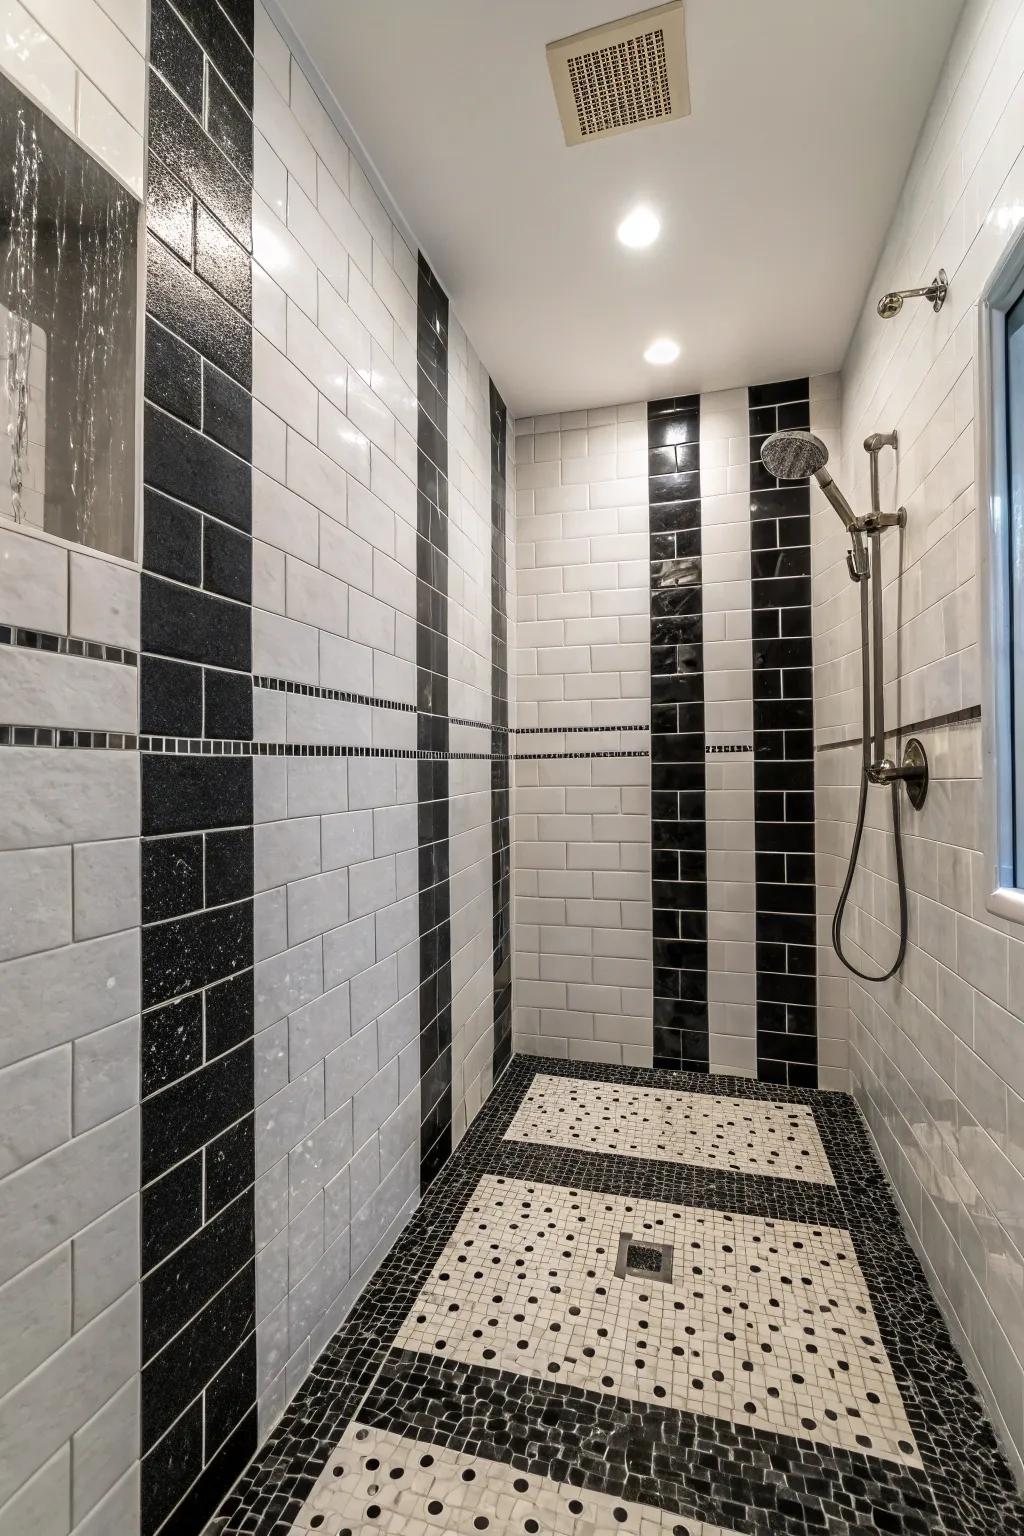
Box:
(979, 218, 1024, 925)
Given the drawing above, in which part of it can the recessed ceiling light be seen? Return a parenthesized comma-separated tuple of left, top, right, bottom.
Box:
(617, 206, 661, 249)
(644, 337, 680, 365)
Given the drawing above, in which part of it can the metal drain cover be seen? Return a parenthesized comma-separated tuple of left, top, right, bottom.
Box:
(614, 1231, 674, 1283)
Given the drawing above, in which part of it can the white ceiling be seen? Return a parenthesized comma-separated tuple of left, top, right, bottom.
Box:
(277, 0, 964, 416)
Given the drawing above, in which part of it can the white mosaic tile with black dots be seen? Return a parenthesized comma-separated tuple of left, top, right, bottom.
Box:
(293, 1425, 742, 1536)
(212, 1057, 1024, 1536)
(394, 1174, 918, 1467)
(503, 1075, 834, 1185)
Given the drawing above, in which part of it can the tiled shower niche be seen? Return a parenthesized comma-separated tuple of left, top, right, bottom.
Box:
(0, 68, 138, 557)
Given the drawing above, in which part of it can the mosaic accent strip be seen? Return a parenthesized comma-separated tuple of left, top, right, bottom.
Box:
(490, 379, 512, 1083)
(0, 727, 648, 761)
(748, 379, 817, 1087)
(138, 3, 257, 1532)
(213, 1057, 1024, 1536)
(648, 395, 708, 1072)
(394, 1173, 918, 1466)
(0, 622, 138, 666)
(503, 1073, 833, 1183)
(293, 1424, 744, 1536)
(417, 253, 453, 1189)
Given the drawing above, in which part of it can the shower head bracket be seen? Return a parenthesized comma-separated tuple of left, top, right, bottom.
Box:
(877, 269, 948, 319)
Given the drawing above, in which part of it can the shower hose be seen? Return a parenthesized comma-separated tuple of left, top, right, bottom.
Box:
(830, 558, 909, 981)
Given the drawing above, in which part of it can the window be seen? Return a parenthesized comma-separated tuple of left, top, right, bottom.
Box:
(0, 70, 139, 561)
(980, 223, 1024, 921)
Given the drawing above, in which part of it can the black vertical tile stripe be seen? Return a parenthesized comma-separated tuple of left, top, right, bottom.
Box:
(648, 397, 708, 1073)
(417, 255, 452, 1189)
(748, 379, 818, 1088)
(489, 381, 512, 1084)
(139, 4, 257, 1533)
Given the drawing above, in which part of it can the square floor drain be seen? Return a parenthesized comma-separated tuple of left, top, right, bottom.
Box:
(615, 1231, 674, 1283)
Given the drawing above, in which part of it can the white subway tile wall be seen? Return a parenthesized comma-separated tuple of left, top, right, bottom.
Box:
(512, 406, 653, 1064)
(815, 0, 1024, 1478)
(249, 2, 508, 1440)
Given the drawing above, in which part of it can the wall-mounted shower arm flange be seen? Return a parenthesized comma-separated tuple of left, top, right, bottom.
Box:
(866, 737, 929, 809)
(876, 269, 948, 318)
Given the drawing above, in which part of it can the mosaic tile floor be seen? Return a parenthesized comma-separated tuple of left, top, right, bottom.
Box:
(214, 1057, 1024, 1536)
(503, 1074, 834, 1183)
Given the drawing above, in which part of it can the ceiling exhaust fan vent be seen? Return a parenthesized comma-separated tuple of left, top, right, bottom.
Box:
(547, 1, 690, 147)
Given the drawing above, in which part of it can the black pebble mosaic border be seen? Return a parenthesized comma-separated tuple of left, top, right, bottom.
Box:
(211, 1055, 1024, 1536)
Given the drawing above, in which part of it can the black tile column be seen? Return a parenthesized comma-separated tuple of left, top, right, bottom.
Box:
(489, 381, 512, 1082)
(648, 397, 708, 1072)
(416, 256, 452, 1188)
(138, 3, 257, 1532)
(748, 378, 818, 1086)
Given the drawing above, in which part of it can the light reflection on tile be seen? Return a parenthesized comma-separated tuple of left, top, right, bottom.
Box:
(396, 1174, 919, 1467)
(504, 1074, 834, 1185)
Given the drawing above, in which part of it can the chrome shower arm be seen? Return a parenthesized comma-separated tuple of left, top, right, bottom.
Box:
(815, 469, 869, 577)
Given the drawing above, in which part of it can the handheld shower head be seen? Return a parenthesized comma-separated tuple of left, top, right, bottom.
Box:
(760, 429, 829, 480)
(760, 430, 868, 578)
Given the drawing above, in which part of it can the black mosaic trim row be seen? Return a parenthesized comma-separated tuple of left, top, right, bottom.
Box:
(139, 4, 257, 1532)
(0, 727, 649, 761)
(490, 378, 512, 1083)
(417, 253, 453, 1191)
(254, 674, 416, 710)
(0, 622, 138, 666)
(815, 703, 982, 753)
(213, 1054, 1024, 1536)
(748, 379, 818, 1088)
(648, 395, 708, 1073)
(359, 1349, 941, 1536)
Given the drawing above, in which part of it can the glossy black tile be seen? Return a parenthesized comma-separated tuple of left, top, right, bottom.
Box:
(141, 899, 253, 1009)
(141, 755, 253, 836)
(206, 66, 253, 181)
(141, 992, 204, 1098)
(205, 1112, 254, 1217)
(168, 0, 254, 108)
(146, 235, 251, 390)
(205, 828, 253, 908)
(142, 1190, 255, 1362)
(204, 968, 254, 1062)
(143, 488, 203, 587)
(140, 653, 203, 737)
(142, 832, 204, 923)
(141, 1151, 203, 1273)
(203, 668, 253, 740)
(147, 156, 195, 266)
(149, 74, 251, 248)
(144, 403, 251, 530)
(205, 1336, 257, 1458)
(141, 571, 250, 672)
(203, 519, 252, 604)
(158, 1407, 256, 1536)
(195, 203, 252, 318)
(141, 1261, 255, 1446)
(145, 317, 202, 428)
(150, 0, 203, 117)
(203, 361, 252, 459)
(141, 1399, 202, 1536)
(141, 1041, 254, 1186)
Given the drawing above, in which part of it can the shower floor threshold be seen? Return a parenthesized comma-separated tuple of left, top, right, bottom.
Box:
(212, 1057, 1024, 1536)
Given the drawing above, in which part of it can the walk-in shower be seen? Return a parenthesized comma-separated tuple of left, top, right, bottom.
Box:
(761, 428, 928, 980)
